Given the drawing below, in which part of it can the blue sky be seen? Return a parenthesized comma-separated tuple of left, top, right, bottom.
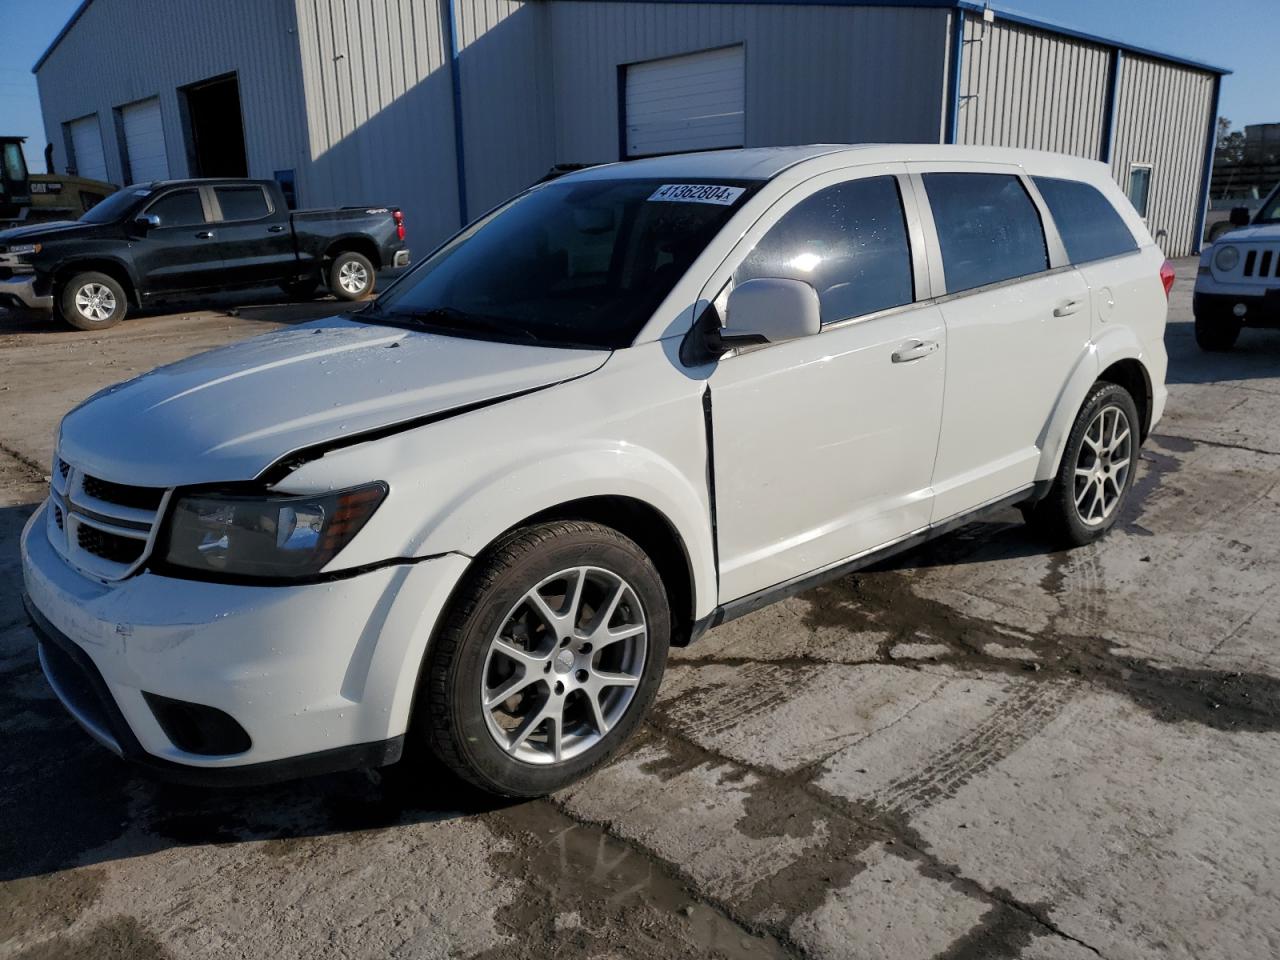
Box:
(0, 0, 1274, 172)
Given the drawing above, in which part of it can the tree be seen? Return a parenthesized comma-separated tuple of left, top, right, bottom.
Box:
(1216, 117, 1246, 165)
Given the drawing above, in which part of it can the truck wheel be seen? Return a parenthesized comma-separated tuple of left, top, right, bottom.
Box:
(60, 272, 128, 330)
(418, 521, 670, 798)
(1024, 382, 1141, 548)
(1194, 312, 1241, 352)
(279, 276, 320, 301)
(328, 251, 375, 301)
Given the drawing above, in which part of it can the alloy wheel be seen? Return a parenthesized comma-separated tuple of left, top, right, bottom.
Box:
(75, 283, 116, 322)
(337, 260, 369, 294)
(481, 566, 648, 764)
(1074, 404, 1132, 526)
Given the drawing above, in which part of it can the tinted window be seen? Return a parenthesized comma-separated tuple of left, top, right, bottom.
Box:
(924, 173, 1048, 294)
(2, 142, 26, 182)
(80, 187, 150, 223)
(373, 178, 758, 349)
(735, 177, 913, 324)
(146, 190, 205, 227)
(1033, 176, 1138, 264)
(215, 186, 270, 221)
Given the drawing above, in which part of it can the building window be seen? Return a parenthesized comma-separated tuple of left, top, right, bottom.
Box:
(1127, 164, 1153, 220)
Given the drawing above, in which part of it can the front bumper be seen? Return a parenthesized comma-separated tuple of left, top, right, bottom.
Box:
(0, 273, 53, 312)
(1193, 289, 1280, 328)
(21, 502, 469, 783)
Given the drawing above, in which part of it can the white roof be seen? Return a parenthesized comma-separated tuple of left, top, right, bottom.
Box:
(562, 143, 1113, 184)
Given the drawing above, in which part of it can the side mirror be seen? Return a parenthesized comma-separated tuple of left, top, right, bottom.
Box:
(722, 278, 822, 347)
(134, 213, 161, 230)
(1230, 206, 1251, 228)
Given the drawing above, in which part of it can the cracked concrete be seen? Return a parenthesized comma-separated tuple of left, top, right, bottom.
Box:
(4, 259, 1280, 958)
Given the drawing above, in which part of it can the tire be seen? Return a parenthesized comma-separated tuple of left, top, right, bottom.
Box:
(418, 520, 671, 798)
(279, 276, 320, 301)
(328, 251, 375, 301)
(1025, 382, 1141, 548)
(1194, 311, 1241, 352)
(59, 271, 128, 331)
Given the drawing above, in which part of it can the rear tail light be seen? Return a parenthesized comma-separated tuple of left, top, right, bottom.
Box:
(393, 208, 405, 242)
(1160, 259, 1175, 298)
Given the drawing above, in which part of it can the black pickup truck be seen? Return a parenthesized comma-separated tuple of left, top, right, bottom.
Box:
(0, 178, 409, 329)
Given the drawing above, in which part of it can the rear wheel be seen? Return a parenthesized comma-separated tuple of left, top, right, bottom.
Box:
(59, 272, 127, 330)
(1194, 311, 1241, 352)
(418, 521, 670, 797)
(328, 251, 375, 301)
(1025, 382, 1140, 547)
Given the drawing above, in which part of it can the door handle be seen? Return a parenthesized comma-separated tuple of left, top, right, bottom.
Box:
(1053, 299, 1083, 317)
(891, 340, 940, 363)
(195, 230, 216, 239)
(268, 225, 286, 233)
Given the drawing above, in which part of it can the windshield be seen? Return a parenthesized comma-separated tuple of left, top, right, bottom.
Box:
(1256, 186, 1280, 224)
(369, 178, 759, 349)
(2, 143, 26, 184)
(79, 187, 151, 224)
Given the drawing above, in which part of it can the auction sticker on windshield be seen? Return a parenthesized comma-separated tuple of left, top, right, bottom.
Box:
(648, 184, 745, 205)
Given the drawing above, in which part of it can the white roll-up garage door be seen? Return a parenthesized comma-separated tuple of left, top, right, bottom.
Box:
(68, 114, 108, 183)
(121, 97, 169, 184)
(624, 45, 745, 158)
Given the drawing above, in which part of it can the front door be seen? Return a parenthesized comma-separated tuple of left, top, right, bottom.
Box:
(909, 166, 1092, 520)
(133, 186, 224, 294)
(709, 171, 947, 602)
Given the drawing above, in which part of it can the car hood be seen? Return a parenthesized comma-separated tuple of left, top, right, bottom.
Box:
(1212, 224, 1280, 243)
(0, 219, 92, 244)
(57, 316, 610, 487)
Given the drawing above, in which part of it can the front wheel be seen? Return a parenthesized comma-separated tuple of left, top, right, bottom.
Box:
(1195, 312, 1241, 352)
(1025, 382, 1141, 548)
(59, 272, 128, 330)
(328, 251, 375, 301)
(418, 521, 670, 797)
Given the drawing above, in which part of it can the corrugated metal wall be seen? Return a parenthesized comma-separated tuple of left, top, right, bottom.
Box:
(546, 1, 951, 164)
(36, 0, 309, 191)
(957, 17, 1112, 157)
(1111, 53, 1215, 257)
(455, 0, 556, 216)
(293, 0, 462, 244)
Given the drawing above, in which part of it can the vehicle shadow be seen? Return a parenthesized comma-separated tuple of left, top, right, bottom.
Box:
(0, 271, 403, 335)
(0, 499, 504, 885)
(1163, 317, 1280, 386)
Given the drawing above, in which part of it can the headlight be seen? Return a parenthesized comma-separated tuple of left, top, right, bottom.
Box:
(1214, 245, 1241, 272)
(6, 242, 42, 257)
(162, 482, 387, 579)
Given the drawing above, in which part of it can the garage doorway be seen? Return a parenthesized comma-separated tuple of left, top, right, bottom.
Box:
(180, 73, 248, 178)
(622, 45, 745, 159)
(117, 96, 169, 184)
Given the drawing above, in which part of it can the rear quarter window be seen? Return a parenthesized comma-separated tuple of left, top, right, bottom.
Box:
(1032, 176, 1138, 264)
(923, 173, 1048, 294)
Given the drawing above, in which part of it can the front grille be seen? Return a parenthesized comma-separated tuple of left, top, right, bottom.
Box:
(76, 524, 147, 565)
(1237, 246, 1280, 280)
(81, 474, 165, 510)
(47, 454, 168, 580)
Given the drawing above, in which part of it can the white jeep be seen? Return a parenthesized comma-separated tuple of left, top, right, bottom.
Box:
(1194, 181, 1280, 350)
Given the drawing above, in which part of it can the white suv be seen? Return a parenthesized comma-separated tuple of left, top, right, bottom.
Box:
(21, 145, 1171, 796)
(1194, 180, 1280, 350)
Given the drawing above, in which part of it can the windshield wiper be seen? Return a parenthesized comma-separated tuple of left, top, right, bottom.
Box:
(387, 306, 542, 345)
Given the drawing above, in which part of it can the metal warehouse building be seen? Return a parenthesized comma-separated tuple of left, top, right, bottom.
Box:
(34, 0, 1227, 256)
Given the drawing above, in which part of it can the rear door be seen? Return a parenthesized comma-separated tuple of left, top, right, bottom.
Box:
(910, 164, 1090, 521)
(132, 186, 224, 295)
(209, 184, 296, 286)
(708, 168, 947, 602)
